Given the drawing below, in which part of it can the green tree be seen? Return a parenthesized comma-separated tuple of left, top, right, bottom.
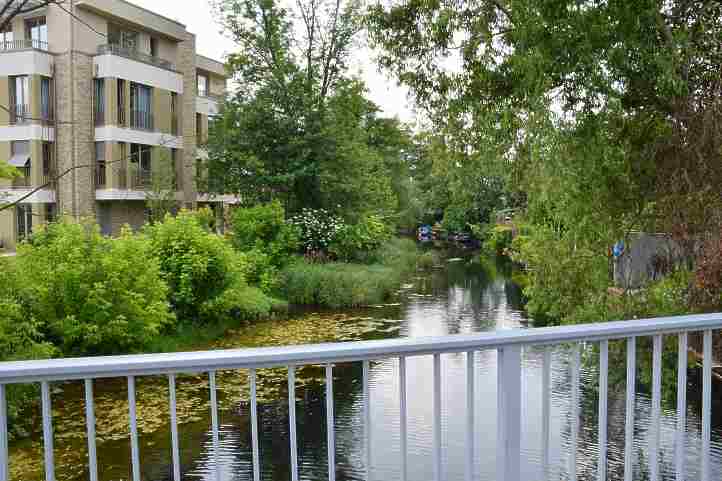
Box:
(206, 0, 412, 221)
(146, 148, 179, 224)
(367, 0, 722, 319)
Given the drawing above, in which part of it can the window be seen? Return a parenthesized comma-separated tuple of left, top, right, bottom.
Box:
(108, 24, 138, 51)
(42, 142, 52, 177)
(10, 141, 30, 178)
(45, 204, 56, 224)
(171, 92, 178, 134)
(94, 79, 105, 125)
(0, 23, 13, 49)
(25, 17, 47, 49)
(150, 37, 158, 57)
(171, 148, 180, 190)
(10, 76, 29, 123)
(117, 79, 126, 125)
(95, 142, 106, 187)
(16, 205, 32, 241)
(130, 144, 152, 171)
(197, 72, 208, 97)
(130, 83, 153, 130)
(196, 113, 203, 142)
(41, 77, 52, 121)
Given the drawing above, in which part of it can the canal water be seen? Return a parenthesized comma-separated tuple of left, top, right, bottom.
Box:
(9, 251, 722, 480)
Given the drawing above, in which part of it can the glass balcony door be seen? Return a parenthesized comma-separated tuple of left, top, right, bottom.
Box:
(25, 17, 47, 49)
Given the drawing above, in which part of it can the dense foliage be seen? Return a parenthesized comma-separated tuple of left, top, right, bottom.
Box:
(204, 0, 413, 222)
(367, 0, 722, 320)
(281, 238, 417, 307)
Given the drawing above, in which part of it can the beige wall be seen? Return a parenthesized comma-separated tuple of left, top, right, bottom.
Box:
(73, 7, 108, 54)
(153, 87, 172, 134)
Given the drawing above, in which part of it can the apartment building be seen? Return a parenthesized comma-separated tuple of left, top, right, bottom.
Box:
(0, 0, 228, 250)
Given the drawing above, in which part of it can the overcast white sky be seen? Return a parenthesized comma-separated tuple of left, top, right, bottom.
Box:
(127, 0, 416, 123)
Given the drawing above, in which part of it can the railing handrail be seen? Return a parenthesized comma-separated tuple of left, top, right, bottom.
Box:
(97, 43, 176, 71)
(0, 313, 720, 384)
(0, 38, 49, 52)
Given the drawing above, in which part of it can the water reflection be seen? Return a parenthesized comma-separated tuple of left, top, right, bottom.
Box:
(10, 253, 722, 481)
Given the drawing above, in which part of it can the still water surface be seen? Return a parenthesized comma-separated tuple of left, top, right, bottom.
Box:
(10, 252, 722, 480)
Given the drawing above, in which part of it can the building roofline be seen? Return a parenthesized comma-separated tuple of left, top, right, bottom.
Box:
(113, 0, 186, 28)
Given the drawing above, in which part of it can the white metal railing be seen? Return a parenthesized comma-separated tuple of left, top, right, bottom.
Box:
(0, 313, 719, 481)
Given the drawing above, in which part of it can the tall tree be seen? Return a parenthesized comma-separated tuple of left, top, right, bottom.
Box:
(206, 0, 409, 219)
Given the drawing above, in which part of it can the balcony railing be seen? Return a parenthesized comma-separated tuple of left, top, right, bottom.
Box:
(118, 107, 126, 127)
(0, 38, 49, 52)
(11, 174, 31, 188)
(0, 313, 719, 481)
(130, 168, 152, 189)
(97, 44, 175, 71)
(95, 165, 106, 188)
(10, 104, 30, 125)
(130, 109, 154, 131)
(41, 169, 56, 188)
(116, 168, 128, 189)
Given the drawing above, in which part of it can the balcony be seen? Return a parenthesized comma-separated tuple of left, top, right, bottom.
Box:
(97, 44, 175, 71)
(0, 38, 49, 52)
(130, 110, 154, 132)
(9, 105, 31, 125)
(0, 314, 719, 480)
(130, 168, 152, 190)
(11, 174, 31, 188)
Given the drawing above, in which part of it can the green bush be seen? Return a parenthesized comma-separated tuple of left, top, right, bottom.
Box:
(15, 221, 174, 355)
(229, 201, 299, 266)
(145, 211, 241, 323)
(329, 215, 392, 262)
(483, 225, 514, 255)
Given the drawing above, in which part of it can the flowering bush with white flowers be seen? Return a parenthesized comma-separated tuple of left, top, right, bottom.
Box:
(289, 208, 345, 253)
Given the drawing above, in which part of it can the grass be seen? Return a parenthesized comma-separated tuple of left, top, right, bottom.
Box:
(281, 238, 419, 308)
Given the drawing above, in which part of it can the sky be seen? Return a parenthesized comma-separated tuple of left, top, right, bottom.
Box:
(127, 0, 417, 124)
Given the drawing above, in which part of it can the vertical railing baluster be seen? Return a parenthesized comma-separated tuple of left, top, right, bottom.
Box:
(84, 379, 99, 481)
(542, 348, 551, 480)
(498, 346, 522, 481)
(288, 366, 299, 481)
(676, 332, 688, 481)
(433, 353, 442, 481)
(249, 369, 260, 481)
(168, 375, 181, 481)
(702, 330, 712, 481)
(465, 351, 474, 481)
(41, 381, 55, 481)
(209, 371, 221, 481)
(598, 341, 608, 481)
(363, 360, 371, 481)
(624, 337, 636, 481)
(0, 384, 8, 481)
(399, 357, 408, 481)
(127, 376, 140, 481)
(326, 365, 336, 481)
(650, 335, 662, 481)
(569, 345, 580, 481)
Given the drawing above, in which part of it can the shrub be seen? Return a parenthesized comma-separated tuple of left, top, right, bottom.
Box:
(144, 211, 240, 323)
(329, 215, 392, 262)
(483, 225, 514, 255)
(230, 201, 299, 265)
(289, 208, 344, 254)
(15, 221, 174, 355)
